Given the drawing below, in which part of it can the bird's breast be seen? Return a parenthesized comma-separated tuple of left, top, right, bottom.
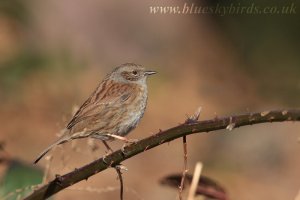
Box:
(118, 85, 148, 136)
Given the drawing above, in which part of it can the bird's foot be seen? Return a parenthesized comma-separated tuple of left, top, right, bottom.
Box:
(106, 134, 138, 144)
(102, 154, 109, 164)
(121, 139, 139, 155)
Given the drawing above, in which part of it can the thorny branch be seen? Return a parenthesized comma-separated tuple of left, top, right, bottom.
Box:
(24, 109, 300, 200)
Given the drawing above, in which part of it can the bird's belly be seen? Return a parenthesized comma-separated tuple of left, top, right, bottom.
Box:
(117, 98, 147, 136)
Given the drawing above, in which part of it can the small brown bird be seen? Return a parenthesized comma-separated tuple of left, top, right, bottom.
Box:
(34, 63, 156, 164)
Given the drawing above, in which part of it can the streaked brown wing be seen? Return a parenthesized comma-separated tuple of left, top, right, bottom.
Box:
(70, 105, 126, 135)
(66, 81, 135, 132)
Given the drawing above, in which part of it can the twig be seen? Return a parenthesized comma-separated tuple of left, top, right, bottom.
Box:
(178, 136, 188, 200)
(115, 165, 127, 200)
(187, 162, 203, 200)
(116, 168, 123, 200)
(24, 109, 300, 200)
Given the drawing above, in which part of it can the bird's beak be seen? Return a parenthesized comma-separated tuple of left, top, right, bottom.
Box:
(144, 70, 157, 76)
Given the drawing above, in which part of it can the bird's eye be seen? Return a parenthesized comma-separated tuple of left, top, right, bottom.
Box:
(132, 70, 138, 75)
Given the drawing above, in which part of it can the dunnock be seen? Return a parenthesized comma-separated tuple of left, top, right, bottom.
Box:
(34, 63, 156, 164)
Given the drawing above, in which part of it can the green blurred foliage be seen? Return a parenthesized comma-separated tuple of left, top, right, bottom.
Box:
(209, 0, 300, 105)
(0, 48, 84, 94)
(0, 160, 43, 200)
(0, 0, 30, 24)
(0, 48, 87, 101)
(0, 50, 51, 91)
(0, 0, 85, 101)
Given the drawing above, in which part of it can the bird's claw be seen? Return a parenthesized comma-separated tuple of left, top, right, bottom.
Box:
(121, 139, 138, 155)
(102, 155, 109, 164)
(121, 144, 127, 155)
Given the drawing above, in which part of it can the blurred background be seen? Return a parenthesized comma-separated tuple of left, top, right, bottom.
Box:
(0, 0, 299, 199)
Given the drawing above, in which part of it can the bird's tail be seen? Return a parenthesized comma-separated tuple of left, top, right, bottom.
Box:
(34, 134, 70, 164)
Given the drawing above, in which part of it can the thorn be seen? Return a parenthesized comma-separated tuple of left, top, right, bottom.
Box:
(282, 110, 288, 115)
(55, 174, 63, 187)
(144, 145, 151, 151)
(226, 123, 236, 131)
(193, 107, 202, 120)
(185, 107, 202, 124)
(226, 117, 236, 131)
(159, 140, 165, 144)
(260, 111, 270, 117)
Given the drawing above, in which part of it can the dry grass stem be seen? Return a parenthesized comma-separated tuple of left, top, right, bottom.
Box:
(187, 162, 203, 200)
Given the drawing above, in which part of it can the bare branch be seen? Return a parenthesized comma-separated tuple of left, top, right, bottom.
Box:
(24, 109, 300, 200)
